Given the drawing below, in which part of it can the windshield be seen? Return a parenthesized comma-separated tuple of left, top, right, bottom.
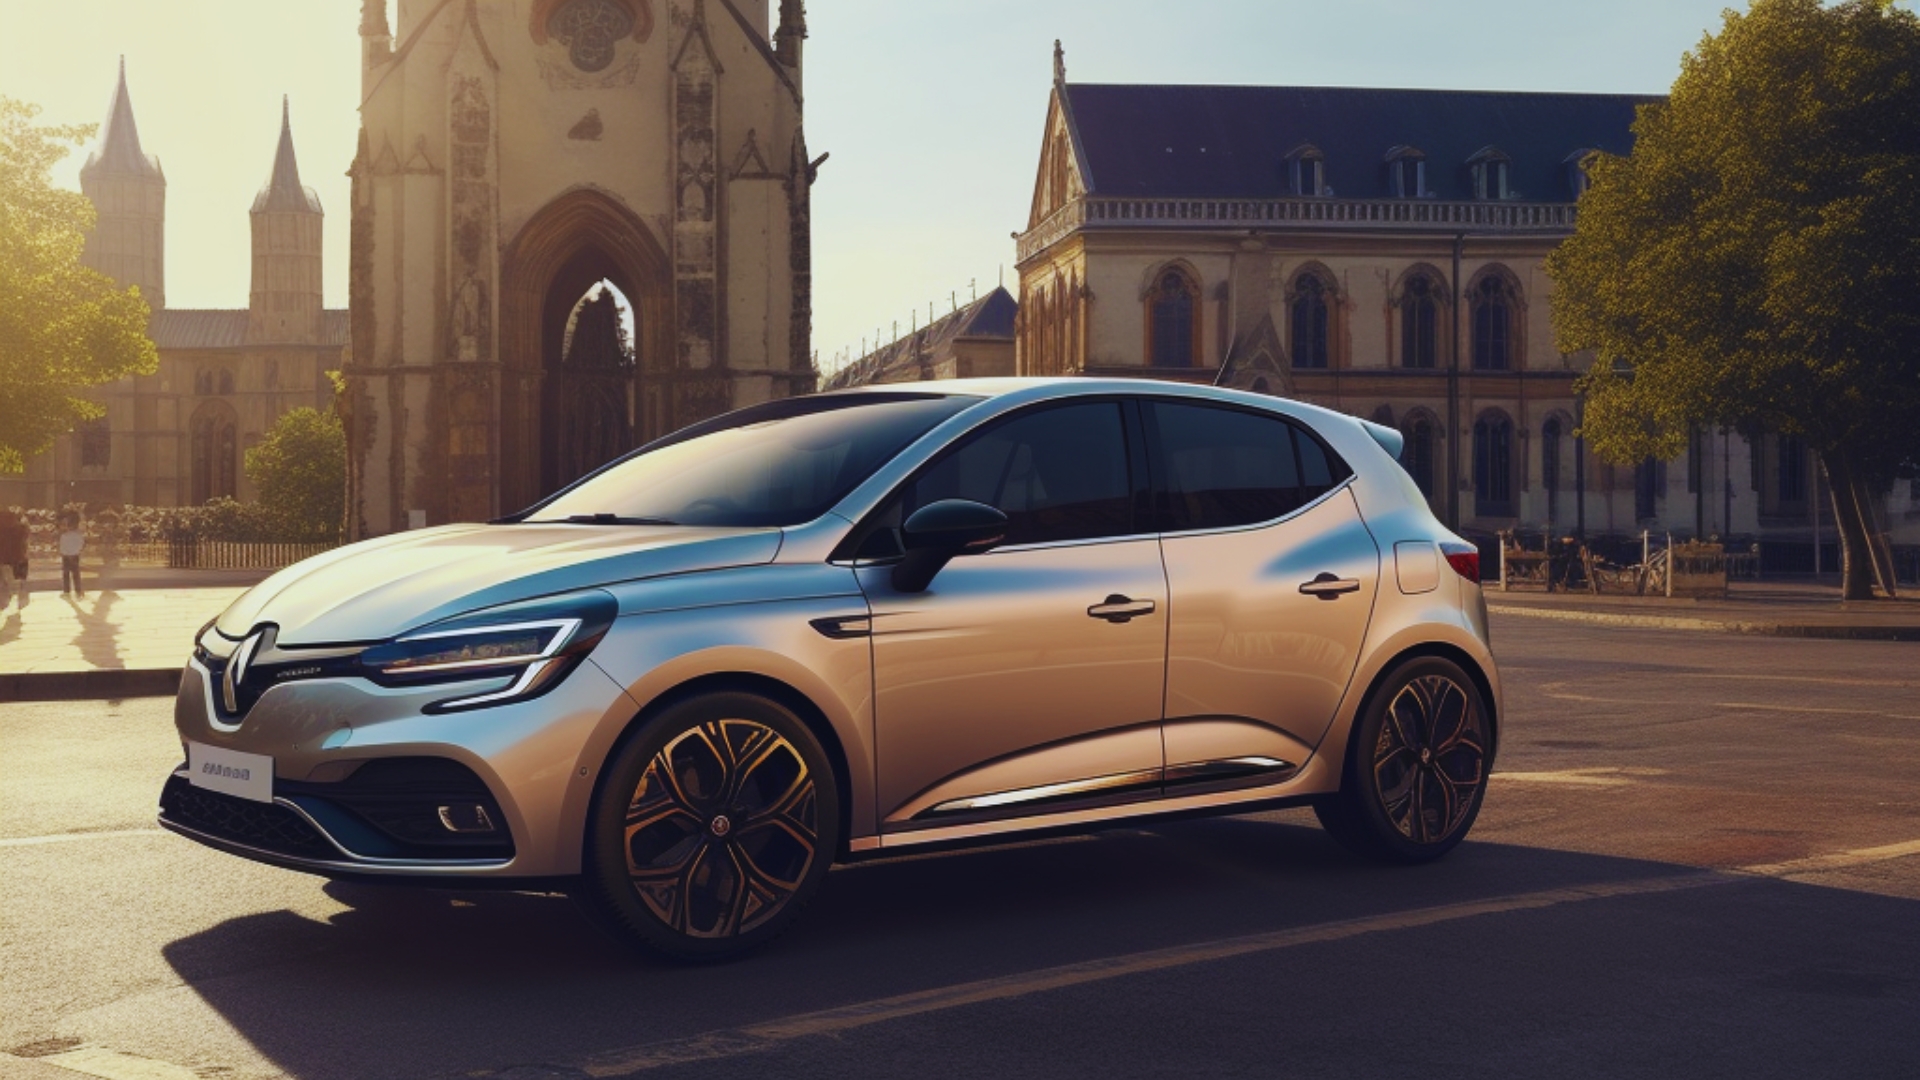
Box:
(521, 393, 979, 528)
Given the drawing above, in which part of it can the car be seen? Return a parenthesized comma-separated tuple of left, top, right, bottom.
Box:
(160, 378, 1499, 960)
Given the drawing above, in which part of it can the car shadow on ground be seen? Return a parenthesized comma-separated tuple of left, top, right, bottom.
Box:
(158, 815, 1920, 1080)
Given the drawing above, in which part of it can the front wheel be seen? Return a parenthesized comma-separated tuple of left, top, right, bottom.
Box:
(1316, 656, 1492, 863)
(578, 691, 839, 961)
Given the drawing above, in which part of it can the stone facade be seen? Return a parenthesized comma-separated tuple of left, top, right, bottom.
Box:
(0, 64, 346, 511)
(1015, 56, 1920, 550)
(346, 0, 815, 537)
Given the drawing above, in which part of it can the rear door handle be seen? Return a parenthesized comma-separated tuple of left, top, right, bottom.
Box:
(1299, 573, 1361, 600)
(1088, 595, 1156, 623)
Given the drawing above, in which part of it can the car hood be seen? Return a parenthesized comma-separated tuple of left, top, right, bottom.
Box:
(216, 523, 784, 646)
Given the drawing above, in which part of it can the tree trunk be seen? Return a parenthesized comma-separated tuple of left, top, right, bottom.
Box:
(1820, 452, 1877, 601)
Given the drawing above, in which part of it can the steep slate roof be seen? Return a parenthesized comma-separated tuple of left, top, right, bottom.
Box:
(1063, 84, 1659, 203)
(824, 287, 1018, 390)
(148, 309, 349, 350)
(83, 57, 162, 180)
(253, 97, 325, 214)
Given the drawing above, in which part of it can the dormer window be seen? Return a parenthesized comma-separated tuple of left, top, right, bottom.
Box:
(1468, 147, 1511, 200)
(1288, 145, 1326, 197)
(1564, 149, 1599, 198)
(1386, 145, 1427, 199)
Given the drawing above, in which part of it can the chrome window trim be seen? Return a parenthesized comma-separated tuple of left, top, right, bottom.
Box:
(1152, 474, 1359, 541)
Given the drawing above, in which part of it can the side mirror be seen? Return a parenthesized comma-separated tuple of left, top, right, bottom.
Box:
(891, 499, 1009, 593)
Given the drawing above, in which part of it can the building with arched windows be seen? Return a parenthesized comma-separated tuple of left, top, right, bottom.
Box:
(1011, 46, 1920, 552)
(0, 61, 348, 511)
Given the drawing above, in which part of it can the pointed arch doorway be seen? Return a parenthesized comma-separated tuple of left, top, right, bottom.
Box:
(499, 188, 672, 511)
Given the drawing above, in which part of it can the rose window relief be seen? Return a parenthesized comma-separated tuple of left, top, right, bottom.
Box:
(548, 0, 635, 73)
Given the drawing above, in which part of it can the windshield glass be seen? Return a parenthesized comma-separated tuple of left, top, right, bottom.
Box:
(522, 393, 979, 528)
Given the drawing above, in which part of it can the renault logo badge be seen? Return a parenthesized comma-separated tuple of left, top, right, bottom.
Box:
(222, 629, 266, 716)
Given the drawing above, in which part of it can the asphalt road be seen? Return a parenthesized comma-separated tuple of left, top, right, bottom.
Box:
(3, 616, 1918, 1080)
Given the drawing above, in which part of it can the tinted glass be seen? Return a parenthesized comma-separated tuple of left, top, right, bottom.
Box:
(888, 402, 1134, 547)
(1150, 402, 1350, 531)
(525, 394, 976, 528)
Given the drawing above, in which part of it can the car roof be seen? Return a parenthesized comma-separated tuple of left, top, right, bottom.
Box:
(823, 376, 1364, 434)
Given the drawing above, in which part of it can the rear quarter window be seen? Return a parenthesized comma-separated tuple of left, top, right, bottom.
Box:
(1147, 401, 1352, 532)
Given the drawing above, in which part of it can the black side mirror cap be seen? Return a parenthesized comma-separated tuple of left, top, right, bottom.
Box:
(891, 499, 1008, 593)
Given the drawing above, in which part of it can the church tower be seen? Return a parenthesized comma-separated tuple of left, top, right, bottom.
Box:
(345, 0, 815, 537)
(248, 98, 325, 345)
(79, 57, 166, 309)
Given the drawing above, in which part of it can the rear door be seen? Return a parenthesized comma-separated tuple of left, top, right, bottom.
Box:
(1145, 400, 1381, 773)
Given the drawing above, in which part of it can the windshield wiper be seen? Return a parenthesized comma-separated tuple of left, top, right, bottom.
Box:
(559, 513, 679, 526)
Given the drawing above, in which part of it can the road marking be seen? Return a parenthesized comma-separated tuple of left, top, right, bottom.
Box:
(20, 1046, 202, 1080)
(0, 829, 166, 848)
(1492, 768, 1665, 787)
(1695, 673, 1920, 689)
(534, 872, 1733, 1077)
(1741, 839, 1920, 878)
(1715, 701, 1920, 721)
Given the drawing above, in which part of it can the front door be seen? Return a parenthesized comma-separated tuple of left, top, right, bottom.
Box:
(856, 401, 1168, 828)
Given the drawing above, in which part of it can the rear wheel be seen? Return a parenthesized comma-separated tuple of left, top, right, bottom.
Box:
(1316, 656, 1491, 863)
(579, 691, 839, 961)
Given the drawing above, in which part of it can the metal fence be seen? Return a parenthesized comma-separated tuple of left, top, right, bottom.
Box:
(167, 540, 335, 570)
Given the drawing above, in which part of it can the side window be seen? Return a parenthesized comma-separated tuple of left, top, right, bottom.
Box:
(1148, 401, 1350, 531)
(882, 402, 1135, 549)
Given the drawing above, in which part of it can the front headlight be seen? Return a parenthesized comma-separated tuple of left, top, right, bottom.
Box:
(359, 590, 618, 712)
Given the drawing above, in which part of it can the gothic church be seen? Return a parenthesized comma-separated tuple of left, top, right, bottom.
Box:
(345, 0, 815, 537)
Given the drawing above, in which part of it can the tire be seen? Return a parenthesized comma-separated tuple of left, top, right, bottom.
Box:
(1315, 655, 1493, 864)
(578, 691, 840, 961)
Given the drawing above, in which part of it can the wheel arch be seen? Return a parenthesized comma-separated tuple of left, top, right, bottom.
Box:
(1333, 641, 1501, 783)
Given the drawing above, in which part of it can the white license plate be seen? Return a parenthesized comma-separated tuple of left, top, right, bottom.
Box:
(187, 741, 274, 804)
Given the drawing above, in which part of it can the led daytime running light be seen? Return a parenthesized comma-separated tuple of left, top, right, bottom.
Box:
(371, 618, 580, 677)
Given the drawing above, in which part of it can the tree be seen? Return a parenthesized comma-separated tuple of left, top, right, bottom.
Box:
(1547, 0, 1920, 600)
(0, 97, 158, 473)
(245, 407, 346, 542)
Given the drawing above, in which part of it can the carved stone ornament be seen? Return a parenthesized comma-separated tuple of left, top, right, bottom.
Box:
(549, 0, 637, 72)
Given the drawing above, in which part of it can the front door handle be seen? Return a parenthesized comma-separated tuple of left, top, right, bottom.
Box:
(1088, 594, 1156, 623)
(1299, 573, 1361, 600)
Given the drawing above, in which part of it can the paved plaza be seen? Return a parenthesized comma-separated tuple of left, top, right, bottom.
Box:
(2, 614, 1918, 1079)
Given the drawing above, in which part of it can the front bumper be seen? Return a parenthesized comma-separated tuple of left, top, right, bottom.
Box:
(161, 652, 637, 880)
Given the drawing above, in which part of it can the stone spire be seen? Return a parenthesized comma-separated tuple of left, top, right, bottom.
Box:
(252, 97, 324, 215)
(80, 57, 166, 308)
(1053, 40, 1066, 88)
(361, 0, 392, 68)
(248, 96, 324, 344)
(84, 56, 162, 179)
(775, 0, 806, 67)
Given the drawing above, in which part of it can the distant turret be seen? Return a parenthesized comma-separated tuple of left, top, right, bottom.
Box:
(361, 0, 393, 71)
(248, 97, 325, 345)
(80, 57, 166, 310)
(775, 0, 806, 68)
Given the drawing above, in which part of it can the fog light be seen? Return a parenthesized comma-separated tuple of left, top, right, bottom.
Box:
(437, 804, 496, 834)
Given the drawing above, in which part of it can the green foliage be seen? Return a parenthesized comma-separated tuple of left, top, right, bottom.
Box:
(244, 407, 345, 542)
(0, 97, 159, 473)
(1548, 0, 1920, 475)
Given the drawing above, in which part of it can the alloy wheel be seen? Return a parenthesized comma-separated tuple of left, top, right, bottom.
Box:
(1371, 674, 1487, 845)
(623, 718, 820, 939)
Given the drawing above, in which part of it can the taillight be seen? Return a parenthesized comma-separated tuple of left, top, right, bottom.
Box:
(1440, 541, 1480, 584)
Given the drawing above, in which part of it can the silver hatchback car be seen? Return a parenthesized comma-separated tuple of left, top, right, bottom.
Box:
(161, 379, 1498, 960)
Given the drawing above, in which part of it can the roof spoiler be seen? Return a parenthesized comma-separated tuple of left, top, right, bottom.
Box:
(1359, 418, 1404, 461)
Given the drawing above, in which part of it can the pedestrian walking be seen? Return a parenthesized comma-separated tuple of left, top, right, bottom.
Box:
(0, 509, 28, 611)
(58, 512, 86, 599)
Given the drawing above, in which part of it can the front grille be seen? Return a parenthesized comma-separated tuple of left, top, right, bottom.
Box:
(160, 776, 334, 860)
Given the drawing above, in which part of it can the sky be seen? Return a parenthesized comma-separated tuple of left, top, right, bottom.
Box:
(3, 0, 1883, 377)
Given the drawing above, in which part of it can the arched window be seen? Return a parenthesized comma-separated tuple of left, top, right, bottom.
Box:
(1471, 273, 1517, 370)
(1147, 267, 1200, 368)
(1469, 147, 1511, 200)
(1401, 412, 1437, 500)
(190, 400, 239, 505)
(77, 417, 111, 470)
(1288, 145, 1325, 197)
(1401, 272, 1440, 369)
(1289, 272, 1331, 369)
(1387, 146, 1426, 199)
(1473, 411, 1515, 518)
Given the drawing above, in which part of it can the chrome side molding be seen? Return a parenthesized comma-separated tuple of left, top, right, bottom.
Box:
(920, 756, 1297, 818)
